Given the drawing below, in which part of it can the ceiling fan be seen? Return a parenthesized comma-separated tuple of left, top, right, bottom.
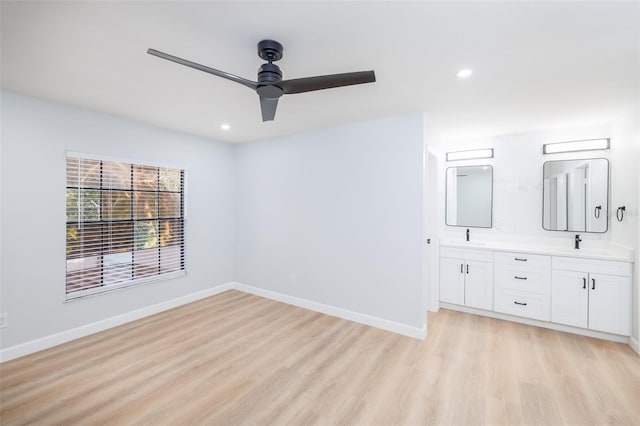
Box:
(147, 40, 376, 122)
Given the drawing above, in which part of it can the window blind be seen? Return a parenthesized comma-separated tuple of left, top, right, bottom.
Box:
(66, 155, 185, 300)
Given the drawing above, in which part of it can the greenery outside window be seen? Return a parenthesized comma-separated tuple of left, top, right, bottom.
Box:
(66, 153, 185, 300)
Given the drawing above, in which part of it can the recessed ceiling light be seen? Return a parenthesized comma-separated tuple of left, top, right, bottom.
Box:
(457, 69, 473, 79)
(221, 124, 230, 131)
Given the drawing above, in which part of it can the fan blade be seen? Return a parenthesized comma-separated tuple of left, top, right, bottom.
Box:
(280, 71, 375, 94)
(260, 96, 279, 122)
(147, 49, 258, 90)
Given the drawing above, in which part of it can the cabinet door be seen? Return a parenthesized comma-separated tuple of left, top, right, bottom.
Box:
(465, 260, 494, 310)
(551, 270, 588, 328)
(588, 273, 631, 335)
(440, 257, 465, 305)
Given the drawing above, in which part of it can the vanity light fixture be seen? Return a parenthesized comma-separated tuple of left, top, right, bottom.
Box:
(446, 148, 494, 161)
(543, 138, 610, 154)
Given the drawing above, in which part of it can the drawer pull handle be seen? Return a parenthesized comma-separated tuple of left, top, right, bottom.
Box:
(460, 264, 463, 273)
(592, 278, 595, 290)
(514, 301, 527, 306)
(466, 264, 469, 274)
(514, 276, 527, 280)
(583, 277, 586, 289)
(514, 257, 527, 262)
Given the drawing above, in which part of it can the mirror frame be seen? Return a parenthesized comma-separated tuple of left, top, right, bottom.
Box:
(541, 158, 609, 233)
(445, 165, 494, 229)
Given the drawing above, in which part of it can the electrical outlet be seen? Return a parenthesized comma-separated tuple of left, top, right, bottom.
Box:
(0, 313, 7, 329)
(289, 273, 296, 285)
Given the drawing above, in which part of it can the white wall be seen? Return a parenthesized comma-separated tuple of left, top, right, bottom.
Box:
(234, 114, 427, 329)
(0, 91, 235, 349)
(610, 111, 640, 344)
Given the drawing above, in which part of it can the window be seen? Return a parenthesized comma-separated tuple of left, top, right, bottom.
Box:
(66, 153, 185, 300)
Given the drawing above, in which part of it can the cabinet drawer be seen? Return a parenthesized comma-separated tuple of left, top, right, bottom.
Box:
(494, 251, 551, 269)
(440, 247, 493, 262)
(552, 256, 631, 277)
(494, 288, 550, 321)
(494, 267, 550, 294)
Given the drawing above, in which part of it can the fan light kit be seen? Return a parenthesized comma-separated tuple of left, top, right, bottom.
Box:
(148, 40, 376, 122)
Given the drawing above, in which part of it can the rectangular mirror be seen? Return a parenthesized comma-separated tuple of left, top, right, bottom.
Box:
(542, 158, 609, 233)
(446, 165, 493, 228)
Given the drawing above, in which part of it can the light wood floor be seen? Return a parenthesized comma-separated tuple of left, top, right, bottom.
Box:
(1, 290, 639, 425)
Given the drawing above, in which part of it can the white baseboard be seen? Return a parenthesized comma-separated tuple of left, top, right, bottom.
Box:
(0, 283, 235, 363)
(629, 336, 640, 356)
(1, 282, 427, 363)
(440, 302, 629, 344)
(233, 283, 427, 340)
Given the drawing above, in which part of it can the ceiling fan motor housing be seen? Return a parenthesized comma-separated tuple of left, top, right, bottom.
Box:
(258, 63, 282, 84)
(257, 63, 284, 98)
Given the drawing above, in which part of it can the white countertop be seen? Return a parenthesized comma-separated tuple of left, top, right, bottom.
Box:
(439, 239, 634, 262)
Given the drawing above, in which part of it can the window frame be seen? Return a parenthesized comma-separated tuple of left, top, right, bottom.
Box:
(65, 151, 187, 301)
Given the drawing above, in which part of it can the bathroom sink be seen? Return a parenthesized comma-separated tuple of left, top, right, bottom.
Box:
(464, 241, 487, 247)
(442, 240, 487, 247)
(551, 247, 615, 257)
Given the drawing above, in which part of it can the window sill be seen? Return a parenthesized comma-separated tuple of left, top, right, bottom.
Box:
(64, 270, 187, 302)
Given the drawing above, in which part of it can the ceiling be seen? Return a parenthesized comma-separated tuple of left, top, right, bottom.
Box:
(2, 1, 638, 143)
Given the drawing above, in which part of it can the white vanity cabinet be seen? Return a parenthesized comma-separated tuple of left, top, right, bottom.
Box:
(439, 240, 634, 342)
(440, 247, 493, 310)
(551, 257, 632, 336)
(493, 252, 551, 321)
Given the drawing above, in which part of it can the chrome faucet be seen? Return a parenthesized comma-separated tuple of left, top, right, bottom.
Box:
(466, 228, 470, 242)
(575, 234, 582, 249)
